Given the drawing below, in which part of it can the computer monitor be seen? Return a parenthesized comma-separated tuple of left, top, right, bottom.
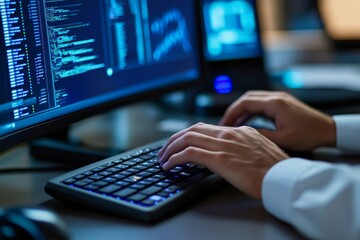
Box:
(0, 0, 200, 152)
(194, 0, 268, 114)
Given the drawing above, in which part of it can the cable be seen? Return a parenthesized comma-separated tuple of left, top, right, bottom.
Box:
(0, 166, 75, 175)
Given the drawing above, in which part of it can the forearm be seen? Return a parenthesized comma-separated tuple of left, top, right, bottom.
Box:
(262, 158, 360, 240)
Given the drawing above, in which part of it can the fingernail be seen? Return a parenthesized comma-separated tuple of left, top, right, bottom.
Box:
(162, 162, 169, 171)
(158, 157, 166, 167)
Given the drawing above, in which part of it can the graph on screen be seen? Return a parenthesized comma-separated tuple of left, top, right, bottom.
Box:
(104, 0, 192, 73)
(151, 9, 191, 61)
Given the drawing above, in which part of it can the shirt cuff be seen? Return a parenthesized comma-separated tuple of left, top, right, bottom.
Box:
(333, 115, 360, 153)
(262, 158, 316, 222)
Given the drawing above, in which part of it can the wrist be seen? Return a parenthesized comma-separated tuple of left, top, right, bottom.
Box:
(322, 116, 336, 148)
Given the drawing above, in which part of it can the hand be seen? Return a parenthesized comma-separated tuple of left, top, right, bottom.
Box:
(158, 123, 289, 199)
(220, 91, 336, 152)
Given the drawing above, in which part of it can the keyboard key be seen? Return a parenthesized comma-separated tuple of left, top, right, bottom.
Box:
(155, 182, 170, 188)
(128, 193, 147, 202)
(168, 185, 181, 192)
(93, 181, 108, 187)
(107, 168, 120, 173)
(103, 177, 117, 183)
(131, 152, 143, 157)
(120, 171, 135, 176)
(123, 160, 138, 166)
(112, 174, 126, 180)
(146, 168, 160, 173)
(84, 184, 101, 191)
(89, 175, 104, 181)
(174, 166, 185, 171)
(141, 199, 155, 206)
(146, 177, 160, 183)
(74, 180, 92, 187)
(98, 171, 112, 177)
(134, 165, 148, 171)
(149, 195, 162, 202)
(83, 171, 93, 176)
(153, 174, 166, 180)
(98, 185, 122, 194)
(139, 154, 154, 160)
(121, 156, 132, 161)
(105, 162, 116, 168)
(157, 191, 171, 198)
(126, 168, 141, 174)
(124, 176, 143, 183)
(138, 180, 153, 187)
(113, 159, 124, 164)
(179, 172, 191, 177)
(132, 158, 144, 163)
(137, 172, 153, 178)
(147, 158, 158, 164)
(141, 162, 154, 167)
(63, 178, 76, 184)
(74, 174, 86, 180)
(141, 186, 162, 196)
(129, 184, 146, 190)
(115, 181, 131, 187)
(113, 188, 137, 198)
(91, 166, 106, 172)
(114, 165, 129, 170)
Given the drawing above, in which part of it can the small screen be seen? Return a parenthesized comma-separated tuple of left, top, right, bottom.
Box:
(202, 0, 261, 61)
(0, 0, 199, 139)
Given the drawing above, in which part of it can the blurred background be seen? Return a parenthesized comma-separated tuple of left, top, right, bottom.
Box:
(259, 0, 321, 31)
(256, 0, 360, 88)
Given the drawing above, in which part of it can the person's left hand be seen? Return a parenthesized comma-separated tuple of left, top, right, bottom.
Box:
(158, 123, 289, 199)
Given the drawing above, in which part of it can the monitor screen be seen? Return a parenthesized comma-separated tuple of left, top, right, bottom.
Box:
(201, 0, 262, 62)
(0, 0, 200, 151)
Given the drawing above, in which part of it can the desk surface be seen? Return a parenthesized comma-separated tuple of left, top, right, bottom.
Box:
(0, 142, 305, 240)
(4, 102, 360, 240)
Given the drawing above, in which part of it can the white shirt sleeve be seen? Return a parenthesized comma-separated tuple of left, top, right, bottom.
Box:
(262, 158, 360, 240)
(333, 115, 360, 153)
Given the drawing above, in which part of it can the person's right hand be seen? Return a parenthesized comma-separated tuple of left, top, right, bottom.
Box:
(220, 91, 336, 152)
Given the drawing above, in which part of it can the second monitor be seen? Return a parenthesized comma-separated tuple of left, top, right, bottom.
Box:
(194, 0, 269, 114)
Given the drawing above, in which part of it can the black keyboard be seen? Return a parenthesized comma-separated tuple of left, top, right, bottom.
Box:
(45, 139, 223, 221)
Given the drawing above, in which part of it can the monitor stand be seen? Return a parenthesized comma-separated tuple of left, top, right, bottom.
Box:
(29, 103, 168, 167)
(29, 127, 116, 167)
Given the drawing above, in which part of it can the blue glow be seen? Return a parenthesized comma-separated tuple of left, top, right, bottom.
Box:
(107, 68, 113, 77)
(214, 75, 233, 94)
(1, 226, 16, 238)
(283, 71, 304, 89)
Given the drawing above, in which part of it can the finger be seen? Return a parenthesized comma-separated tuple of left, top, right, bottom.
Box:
(158, 123, 205, 158)
(158, 123, 225, 158)
(162, 147, 218, 171)
(220, 96, 278, 126)
(159, 131, 227, 165)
